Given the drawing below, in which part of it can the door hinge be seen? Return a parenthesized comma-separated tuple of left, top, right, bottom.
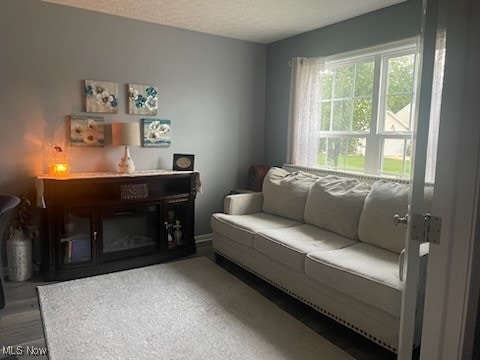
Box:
(411, 213, 442, 244)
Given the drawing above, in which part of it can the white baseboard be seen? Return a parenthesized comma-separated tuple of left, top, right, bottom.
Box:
(195, 233, 213, 244)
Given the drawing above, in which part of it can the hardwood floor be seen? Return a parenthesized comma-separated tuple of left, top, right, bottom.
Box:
(214, 255, 400, 360)
(0, 275, 49, 360)
(1, 242, 414, 359)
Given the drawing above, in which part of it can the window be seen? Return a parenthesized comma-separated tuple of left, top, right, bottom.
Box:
(317, 40, 417, 177)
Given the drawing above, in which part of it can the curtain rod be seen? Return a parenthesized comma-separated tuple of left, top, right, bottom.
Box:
(288, 57, 324, 67)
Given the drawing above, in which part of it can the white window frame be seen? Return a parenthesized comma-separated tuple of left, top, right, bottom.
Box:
(318, 38, 419, 177)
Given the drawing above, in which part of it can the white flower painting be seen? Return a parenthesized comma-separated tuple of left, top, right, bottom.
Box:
(128, 84, 158, 115)
(85, 80, 119, 113)
(142, 119, 171, 147)
(70, 116, 105, 147)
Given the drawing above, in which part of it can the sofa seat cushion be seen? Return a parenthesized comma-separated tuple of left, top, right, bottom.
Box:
(305, 243, 402, 317)
(262, 167, 320, 222)
(304, 176, 370, 239)
(254, 224, 357, 272)
(211, 212, 301, 248)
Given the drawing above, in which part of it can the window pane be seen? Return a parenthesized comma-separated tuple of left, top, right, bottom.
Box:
(387, 94, 412, 114)
(385, 96, 412, 132)
(387, 55, 415, 94)
(333, 66, 354, 98)
(318, 137, 365, 173)
(353, 98, 372, 131)
(320, 101, 331, 131)
(322, 70, 333, 99)
(381, 139, 411, 176)
(354, 62, 374, 97)
(346, 138, 366, 172)
(318, 138, 328, 167)
(332, 100, 352, 131)
(384, 54, 415, 132)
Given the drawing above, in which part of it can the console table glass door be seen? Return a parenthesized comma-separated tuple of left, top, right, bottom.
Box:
(57, 207, 95, 267)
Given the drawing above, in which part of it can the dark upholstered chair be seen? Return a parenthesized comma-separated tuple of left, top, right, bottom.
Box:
(0, 195, 20, 309)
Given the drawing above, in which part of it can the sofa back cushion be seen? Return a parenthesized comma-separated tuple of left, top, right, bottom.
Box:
(304, 176, 370, 239)
(262, 167, 319, 222)
(358, 180, 409, 253)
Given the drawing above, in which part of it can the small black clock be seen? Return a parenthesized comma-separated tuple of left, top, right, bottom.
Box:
(173, 154, 194, 171)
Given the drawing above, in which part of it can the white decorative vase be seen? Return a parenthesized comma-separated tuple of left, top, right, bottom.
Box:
(6, 230, 33, 281)
(118, 146, 135, 174)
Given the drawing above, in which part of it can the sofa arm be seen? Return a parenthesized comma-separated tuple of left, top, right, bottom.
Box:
(398, 242, 430, 281)
(224, 192, 263, 215)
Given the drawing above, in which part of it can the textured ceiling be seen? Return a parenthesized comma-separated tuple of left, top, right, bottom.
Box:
(43, 0, 405, 44)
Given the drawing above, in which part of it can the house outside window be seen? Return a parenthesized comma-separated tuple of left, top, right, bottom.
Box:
(318, 40, 417, 177)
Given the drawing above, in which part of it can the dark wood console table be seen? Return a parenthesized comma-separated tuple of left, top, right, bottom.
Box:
(36, 170, 198, 281)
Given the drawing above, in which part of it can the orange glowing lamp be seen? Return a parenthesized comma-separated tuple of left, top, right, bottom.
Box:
(49, 145, 70, 176)
(51, 163, 69, 176)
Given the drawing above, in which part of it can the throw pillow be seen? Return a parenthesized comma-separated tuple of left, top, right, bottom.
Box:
(358, 180, 408, 253)
(262, 167, 319, 222)
(304, 176, 370, 239)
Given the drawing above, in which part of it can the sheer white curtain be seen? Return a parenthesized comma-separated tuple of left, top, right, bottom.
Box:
(287, 57, 325, 166)
(425, 28, 446, 183)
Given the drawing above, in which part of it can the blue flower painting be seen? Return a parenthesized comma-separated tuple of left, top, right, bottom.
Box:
(84, 80, 119, 113)
(142, 119, 171, 147)
(129, 84, 158, 115)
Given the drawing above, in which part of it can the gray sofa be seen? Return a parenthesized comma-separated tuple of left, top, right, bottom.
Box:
(211, 166, 429, 352)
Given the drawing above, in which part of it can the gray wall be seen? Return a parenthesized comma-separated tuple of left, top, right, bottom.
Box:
(264, 0, 423, 166)
(0, 0, 266, 235)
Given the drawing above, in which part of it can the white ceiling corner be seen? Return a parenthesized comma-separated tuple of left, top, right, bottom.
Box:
(42, 0, 406, 44)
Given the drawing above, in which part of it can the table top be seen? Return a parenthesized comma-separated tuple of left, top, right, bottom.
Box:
(35, 170, 202, 208)
(36, 169, 197, 180)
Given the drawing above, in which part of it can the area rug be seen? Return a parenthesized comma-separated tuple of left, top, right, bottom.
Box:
(37, 257, 354, 360)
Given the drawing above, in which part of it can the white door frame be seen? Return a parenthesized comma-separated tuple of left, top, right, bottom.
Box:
(397, 0, 440, 357)
(420, 0, 480, 358)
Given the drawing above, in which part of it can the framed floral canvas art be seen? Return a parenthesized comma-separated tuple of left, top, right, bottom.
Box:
(70, 115, 105, 147)
(142, 119, 171, 147)
(84, 80, 119, 113)
(128, 84, 158, 115)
